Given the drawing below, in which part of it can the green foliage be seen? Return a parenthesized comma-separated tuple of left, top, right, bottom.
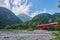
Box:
(5, 23, 38, 30)
(53, 13, 60, 20)
(53, 13, 60, 31)
(32, 13, 54, 24)
(0, 7, 22, 29)
(45, 27, 55, 31)
(58, 4, 60, 8)
(4, 13, 60, 31)
(31, 13, 55, 30)
(55, 34, 60, 40)
(51, 18, 60, 40)
(54, 17, 60, 31)
(50, 32, 60, 40)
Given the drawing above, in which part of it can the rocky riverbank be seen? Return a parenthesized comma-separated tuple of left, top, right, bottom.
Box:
(0, 30, 55, 40)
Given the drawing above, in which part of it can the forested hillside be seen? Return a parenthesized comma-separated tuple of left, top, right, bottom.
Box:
(5, 13, 60, 31)
(0, 7, 22, 28)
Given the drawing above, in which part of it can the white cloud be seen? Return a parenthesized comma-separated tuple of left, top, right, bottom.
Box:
(40, 8, 52, 14)
(42, 8, 47, 13)
(31, 11, 39, 17)
(12, 0, 21, 6)
(12, 3, 32, 15)
(31, 8, 48, 17)
(30, 8, 52, 17)
(5, 0, 10, 9)
(0, 0, 5, 5)
(0, 0, 10, 9)
(11, 0, 32, 15)
(40, 8, 47, 13)
(0, 0, 51, 17)
(0, 0, 32, 15)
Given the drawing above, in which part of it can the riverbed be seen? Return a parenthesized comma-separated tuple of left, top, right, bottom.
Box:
(0, 30, 54, 40)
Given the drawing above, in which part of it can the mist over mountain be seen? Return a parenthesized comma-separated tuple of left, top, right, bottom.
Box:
(18, 14, 32, 22)
(0, 7, 22, 28)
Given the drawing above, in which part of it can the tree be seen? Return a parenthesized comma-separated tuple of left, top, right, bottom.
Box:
(51, 18, 60, 40)
(58, 0, 60, 8)
(58, 4, 60, 8)
(55, 17, 60, 31)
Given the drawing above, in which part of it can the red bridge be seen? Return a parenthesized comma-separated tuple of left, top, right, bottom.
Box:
(37, 23, 57, 30)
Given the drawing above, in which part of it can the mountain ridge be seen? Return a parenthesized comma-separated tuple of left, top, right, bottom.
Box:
(0, 7, 22, 28)
(18, 14, 32, 22)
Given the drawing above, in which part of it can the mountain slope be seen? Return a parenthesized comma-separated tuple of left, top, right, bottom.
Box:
(53, 13, 60, 18)
(18, 14, 31, 22)
(0, 7, 22, 28)
(30, 13, 54, 25)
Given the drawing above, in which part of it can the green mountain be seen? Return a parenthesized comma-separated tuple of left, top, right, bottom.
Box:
(31, 13, 54, 25)
(0, 7, 22, 28)
(18, 14, 32, 22)
(53, 13, 60, 19)
(4, 13, 58, 30)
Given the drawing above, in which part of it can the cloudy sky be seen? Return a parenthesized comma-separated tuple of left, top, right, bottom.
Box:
(0, 0, 60, 17)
